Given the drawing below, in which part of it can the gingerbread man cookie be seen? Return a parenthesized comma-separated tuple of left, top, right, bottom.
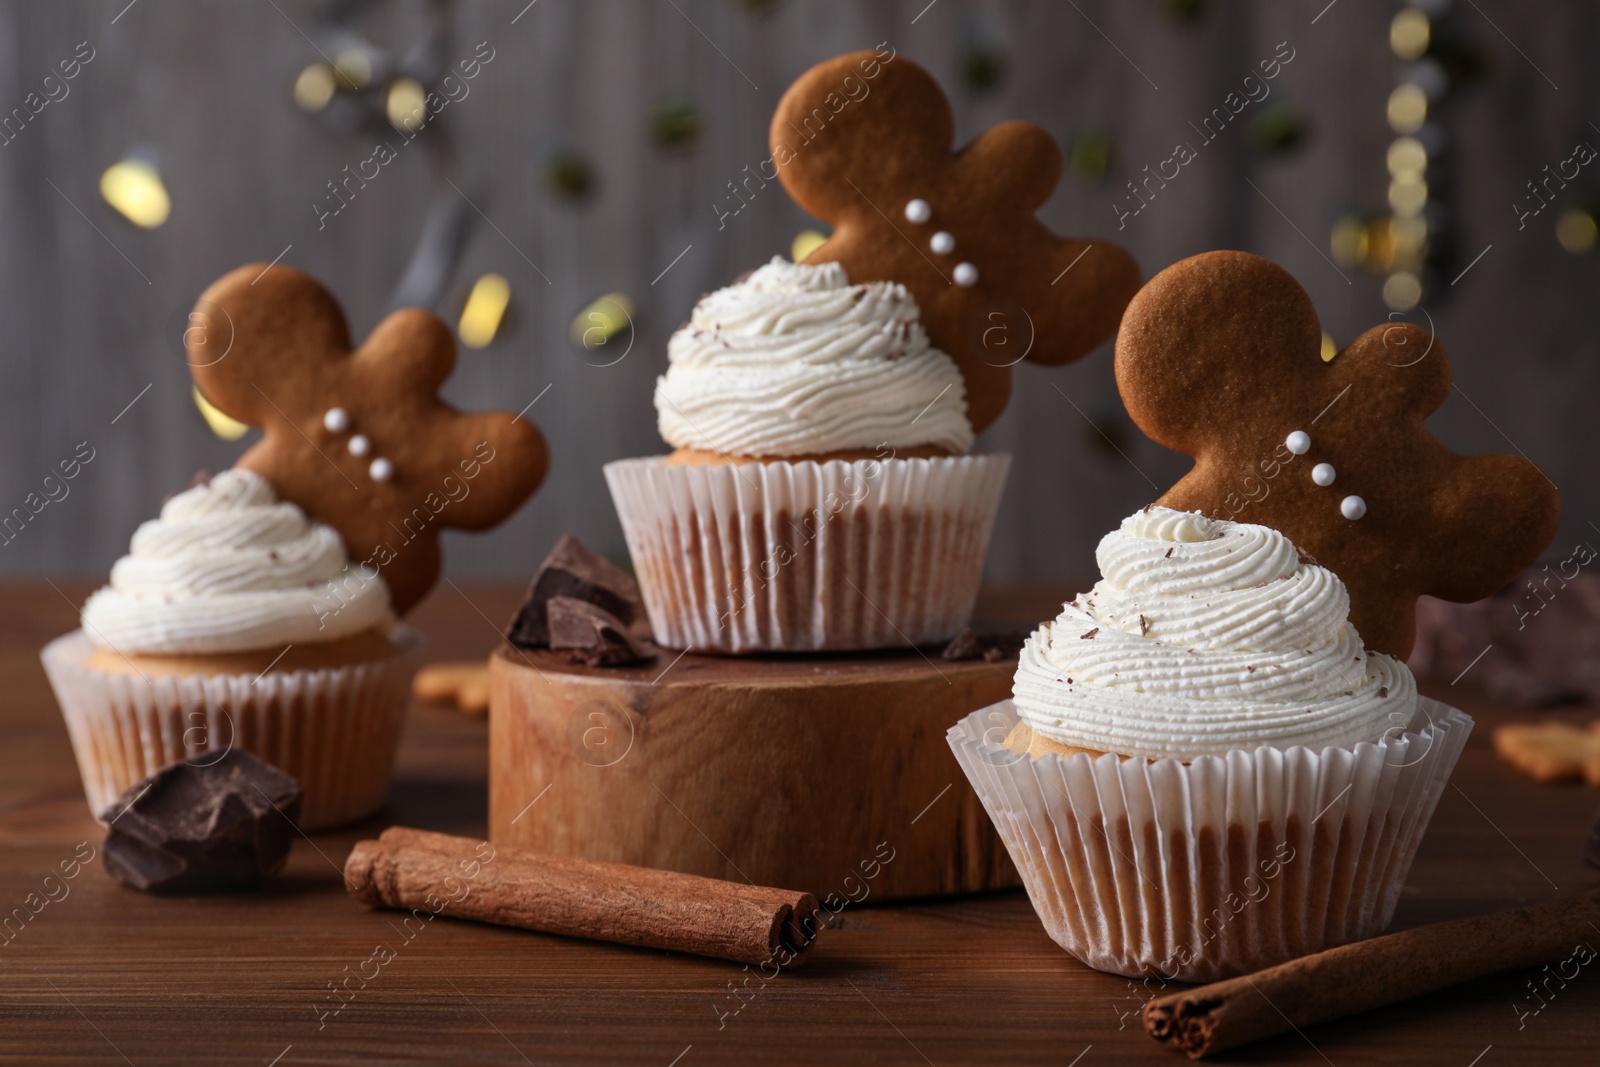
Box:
(1115, 251, 1559, 658)
(189, 264, 548, 614)
(771, 49, 1141, 432)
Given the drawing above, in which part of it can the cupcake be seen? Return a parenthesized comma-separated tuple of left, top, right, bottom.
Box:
(43, 470, 421, 831)
(605, 257, 1009, 653)
(948, 507, 1472, 981)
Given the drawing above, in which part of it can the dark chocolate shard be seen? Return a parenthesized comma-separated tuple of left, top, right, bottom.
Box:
(506, 535, 646, 648)
(1585, 804, 1600, 870)
(100, 750, 302, 894)
(548, 596, 654, 667)
(165, 470, 213, 505)
(940, 625, 1033, 663)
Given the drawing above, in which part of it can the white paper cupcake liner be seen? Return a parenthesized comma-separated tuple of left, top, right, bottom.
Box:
(42, 628, 422, 832)
(948, 697, 1471, 981)
(604, 454, 1010, 653)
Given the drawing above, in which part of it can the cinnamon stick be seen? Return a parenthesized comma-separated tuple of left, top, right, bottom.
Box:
(1143, 887, 1600, 1058)
(344, 827, 819, 967)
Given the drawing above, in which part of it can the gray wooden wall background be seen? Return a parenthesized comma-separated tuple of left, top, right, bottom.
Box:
(2, 0, 1595, 594)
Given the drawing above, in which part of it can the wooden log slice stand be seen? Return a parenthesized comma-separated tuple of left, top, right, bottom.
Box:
(488, 645, 1020, 900)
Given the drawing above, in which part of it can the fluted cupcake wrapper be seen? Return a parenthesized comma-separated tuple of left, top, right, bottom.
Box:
(604, 454, 1010, 653)
(948, 697, 1471, 982)
(42, 628, 423, 832)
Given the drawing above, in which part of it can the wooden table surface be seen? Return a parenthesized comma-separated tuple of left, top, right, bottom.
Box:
(3, 580, 1597, 1066)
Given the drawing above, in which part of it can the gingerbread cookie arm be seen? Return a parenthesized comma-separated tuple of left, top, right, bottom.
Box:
(355, 309, 457, 394)
(1423, 453, 1561, 602)
(957, 121, 1061, 209)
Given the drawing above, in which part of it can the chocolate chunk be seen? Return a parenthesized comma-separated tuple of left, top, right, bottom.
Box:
(940, 625, 1033, 663)
(164, 470, 212, 504)
(100, 750, 302, 894)
(548, 596, 654, 667)
(1585, 805, 1600, 870)
(506, 535, 646, 648)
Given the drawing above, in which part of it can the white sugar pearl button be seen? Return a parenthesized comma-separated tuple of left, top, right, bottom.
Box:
(953, 262, 979, 287)
(1341, 495, 1367, 520)
(369, 458, 394, 482)
(1312, 462, 1337, 486)
(348, 434, 371, 457)
(904, 199, 931, 223)
(1285, 430, 1310, 455)
(930, 231, 956, 254)
(323, 407, 350, 434)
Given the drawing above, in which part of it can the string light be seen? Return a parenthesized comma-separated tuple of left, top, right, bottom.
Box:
(332, 48, 373, 90)
(791, 230, 828, 263)
(1556, 209, 1598, 254)
(458, 274, 511, 349)
(1333, 4, 1481, 311)
(1386, 84, 1427, 134)
(193, 386, 249, 440)
(100, 157, 170, 228)
(385, 78, 426, 131)
(570, 293, 634, 353)
(293, 64, 337, 112)
(1390, 9, 1431, 61)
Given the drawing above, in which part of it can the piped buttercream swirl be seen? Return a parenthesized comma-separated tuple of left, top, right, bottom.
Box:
(654, 257, 973, 457)
(1011, 507, 1415, 759)
(81, 469, 392, 655)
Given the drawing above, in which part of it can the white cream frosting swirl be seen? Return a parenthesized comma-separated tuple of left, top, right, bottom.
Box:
(1012, 507, 1416, 759)
(81, 469, 392, 655)
(654, 257, 974, 457)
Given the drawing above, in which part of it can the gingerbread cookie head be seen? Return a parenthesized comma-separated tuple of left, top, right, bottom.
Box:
(1115, 250, 1560, 658)
(189, 263, 548, 614)
(770, 49, 1141, 433)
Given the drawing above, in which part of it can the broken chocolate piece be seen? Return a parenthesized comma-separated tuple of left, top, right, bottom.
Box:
(506, 535, 646, 648)
(164, 470, 213, 504)
(548, 596, 654, 667)
(1585, 805, 1600, 870)
(100, 750, 302, 894)
(940, 626, 1033, 663)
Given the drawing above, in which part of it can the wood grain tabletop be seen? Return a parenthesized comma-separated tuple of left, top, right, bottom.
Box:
(2, 581, 1597, 1066)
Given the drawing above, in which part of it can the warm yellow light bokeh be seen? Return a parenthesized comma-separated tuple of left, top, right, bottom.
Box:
(193, 386, 249, 440)
(293, 63, 336, 111)
(570, 293, 634, 352)
(1387, 84, 1427, 134)
(459, 273, 511, 349)
(386, 78, 427, 131)
(791, 229, 828, 263)
(99, 159, 170, 228)
(1390, 9, 1430, 62)
(1557, 209, 1598, 254)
